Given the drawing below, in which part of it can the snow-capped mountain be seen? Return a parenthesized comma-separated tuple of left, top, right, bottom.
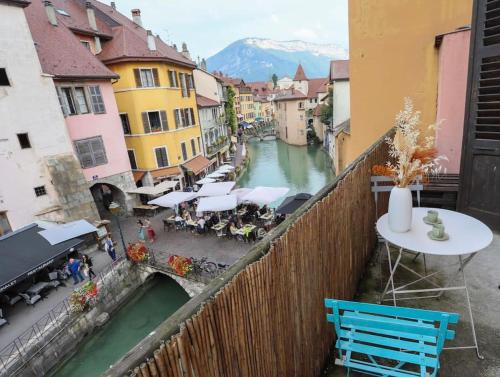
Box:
(206, 38, 348, 82)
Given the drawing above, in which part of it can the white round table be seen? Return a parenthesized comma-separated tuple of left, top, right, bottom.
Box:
(376, 207, 493, 359)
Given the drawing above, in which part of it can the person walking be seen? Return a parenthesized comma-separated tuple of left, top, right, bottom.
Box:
(137, 220, 146, 242)
(237, 127, 243, 144)
(68, 258, 84, 285)
(82, 254, 96, 280)
(104, 235, 117, 262)
(144, 219, 156, 243)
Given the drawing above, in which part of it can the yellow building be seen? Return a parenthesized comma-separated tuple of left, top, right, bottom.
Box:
(239, 86, 255, 123)
(93, 4, 208, 187)
(341, 0, 472, 171)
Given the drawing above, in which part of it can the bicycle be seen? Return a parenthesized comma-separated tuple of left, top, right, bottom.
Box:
(191, 257, 218, 277)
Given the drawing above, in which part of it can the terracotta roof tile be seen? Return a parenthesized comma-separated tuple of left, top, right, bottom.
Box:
(330, 60, 349, 81)
(0, 0, 31, 8)
(274, 89, 307, 102)
(24, 0, 117, 79)
(293, 64, 307, 81)
(196, 94, 220, 108)
(132, 171, 145, 182)
(182, 155, 211, 175)
(313, 104, 322, 117)
(307, 77, 329, 98)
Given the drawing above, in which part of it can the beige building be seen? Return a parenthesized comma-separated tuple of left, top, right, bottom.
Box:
(274, 90, 307, 145)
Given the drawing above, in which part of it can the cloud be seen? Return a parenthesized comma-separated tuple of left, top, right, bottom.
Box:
(270, 14, 280, 24)
(292, 28, 319, 40)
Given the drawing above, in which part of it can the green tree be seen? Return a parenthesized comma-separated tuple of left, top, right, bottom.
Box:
(271, 73, 278, 89)
(225, 86, 237, 133)
(320, 87, 333, 124)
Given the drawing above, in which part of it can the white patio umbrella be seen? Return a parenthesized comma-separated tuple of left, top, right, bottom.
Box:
(148, 191, 197, 208)
(206, 172, 225, 179)
(196, 181, 236, 197)
(196, 194, 238, 212)
(241, 186, 290, 206)
(231, 188, 253, 204)
(196, 177, 216, 185)
(218, 165, 235, 172)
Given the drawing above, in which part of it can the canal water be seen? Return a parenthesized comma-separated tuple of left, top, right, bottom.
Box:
(237, 139, 334, 205)
(47, 274, 189, 377)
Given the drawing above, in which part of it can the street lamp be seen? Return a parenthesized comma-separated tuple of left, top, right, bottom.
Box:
(108, 201, 127, 256)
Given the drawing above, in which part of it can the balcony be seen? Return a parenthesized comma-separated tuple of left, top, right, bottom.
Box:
(103, 132, 499, 377)
(206, 137, 230, 156)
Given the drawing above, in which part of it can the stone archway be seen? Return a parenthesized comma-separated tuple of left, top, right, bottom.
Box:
(90, 182, 127, 219)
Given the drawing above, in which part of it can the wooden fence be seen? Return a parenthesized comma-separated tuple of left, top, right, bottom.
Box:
(104, 133, 390, 377)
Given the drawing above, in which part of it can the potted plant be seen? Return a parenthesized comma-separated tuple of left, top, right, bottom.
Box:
(69, 281, 98, 313)
(373, 98, 445, 232)
(127, 242, 149, 263)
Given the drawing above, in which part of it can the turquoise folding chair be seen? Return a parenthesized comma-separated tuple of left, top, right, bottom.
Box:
(325, 299, 459, 377)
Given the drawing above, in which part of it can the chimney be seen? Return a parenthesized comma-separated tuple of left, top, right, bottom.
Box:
(94, 36, 102, 54)
(86, 2, 98, 31)
(131, 9, 142, 26)
(110, 1, 116, 10)
(146, 30, 156, 51)
(181, 42, 191, 60)
(44, 1, 58, 26)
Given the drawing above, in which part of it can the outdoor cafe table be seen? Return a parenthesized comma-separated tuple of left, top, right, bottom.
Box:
(26, 282, 50, 296)
(235, 224, 256, 236)
(211, 221, 228, 236)
(376, 207, 493, 359)
(259, 212, 273, 221)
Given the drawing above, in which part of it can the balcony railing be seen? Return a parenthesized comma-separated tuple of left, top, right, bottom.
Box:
(206, 138, 230, 156)
(103, 130, 391, 377)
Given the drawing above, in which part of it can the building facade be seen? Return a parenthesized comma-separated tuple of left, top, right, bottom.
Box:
(343, 0, 472, 171)
(274, 90, 308, 146)
(0, 0, 98, 232)
(88, 3, 208, 187)
(25, 0, 138, 216)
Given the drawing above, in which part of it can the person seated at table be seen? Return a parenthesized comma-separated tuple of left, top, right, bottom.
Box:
(275, 214, 286, 225)
(196, 217, 206, 234)
(229, 222, 240, 239)
(259, 205, 269, 216)
(174, 214, 185, 229)
(182, 210, 192, 222)
(209, 212, 219, 225)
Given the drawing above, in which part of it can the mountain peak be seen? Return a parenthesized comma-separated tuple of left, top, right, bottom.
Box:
(207, 38, 348, 82)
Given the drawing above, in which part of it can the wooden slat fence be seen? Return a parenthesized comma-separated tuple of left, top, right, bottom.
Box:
(104, 133, 390, 377)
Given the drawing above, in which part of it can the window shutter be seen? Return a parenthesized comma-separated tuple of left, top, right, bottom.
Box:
(134, 69, 142, 88)
(142, 112, 151, 133)
(175, 72, 179, 88)
(160, 110, 168, 131)
(180, 109, 186, 127)
(89, 86, 106, 114)
(90, 137, 107, 165)
(168, 70, 173, 87)
(152, 68, 160, 87)
(56, 87, 69, 116)
(74, 140, 93, 168)
(190, 108, 195, 125)
(174, 109, 180, 128)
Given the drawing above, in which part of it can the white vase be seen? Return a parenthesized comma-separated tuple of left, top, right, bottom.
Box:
(388, 186, 413, 233)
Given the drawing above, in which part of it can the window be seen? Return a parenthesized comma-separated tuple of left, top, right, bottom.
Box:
(197, 137, 201, 152)
(59, 87, 77, 115)
(187, 74, 194, 89)
(174, 108, 194, 128)
(191, 139, 196, 155)
(298, 102, 304, 110)
(74, 87, 89, 114)
(74, 136, 108, 168)
(81, 41, 91, 50)
(17, 133, 31, 149)
(128, 149, 137, 169)
(120, 113, 131, 134)
(0, 68, 10, 86)
(134, 68, 159, 88)
(180, 142, 188, 161)
(155, 147, 169, 167)
(168, 70, 178, 87)
(34, 185, 47, 197)
(142, 110, 168, 133)
(0, 212, 12, 236)
(88, 86, 106, 114)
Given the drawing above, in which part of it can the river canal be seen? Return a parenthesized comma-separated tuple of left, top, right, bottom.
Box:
(47, 274, 189, 377)
(237, 139, 335, 204)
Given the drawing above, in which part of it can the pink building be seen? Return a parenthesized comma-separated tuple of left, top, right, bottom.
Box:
(25, 0, 137, 215)
(435, 28, 471, 174)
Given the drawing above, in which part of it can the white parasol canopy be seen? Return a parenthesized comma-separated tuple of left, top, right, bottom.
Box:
(218, 165, 235, 172)
(148, 191, 197, 208)
(196, 177, 216, 185)
(127, 180, 179, 196)
(196, 181, 236, 197)
(206, 172, 225, 179)
(196, 194, 238, 212)
(39, 220, 98, 245)
(242, 186, 290, 206)
(231, 188, 253, 204)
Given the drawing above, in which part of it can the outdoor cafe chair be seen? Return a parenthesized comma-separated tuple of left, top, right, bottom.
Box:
(19, 293, 41, 306)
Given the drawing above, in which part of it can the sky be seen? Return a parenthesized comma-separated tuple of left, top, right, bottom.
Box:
(102, 0, 349, 59)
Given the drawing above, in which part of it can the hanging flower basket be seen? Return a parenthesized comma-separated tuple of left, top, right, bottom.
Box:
(127, 242, 149, 263)
(168, 255, 193, 277)
(69, 281, 99, 313)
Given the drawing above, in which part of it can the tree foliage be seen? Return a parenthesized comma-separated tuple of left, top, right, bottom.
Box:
(320, 87, 333, 124)
(225, 86, 237, 133)
(271, 73, 278, 89)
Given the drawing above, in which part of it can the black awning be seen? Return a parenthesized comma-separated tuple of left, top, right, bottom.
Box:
(276, 193, 312, 215)
(0, 224, 82, 292)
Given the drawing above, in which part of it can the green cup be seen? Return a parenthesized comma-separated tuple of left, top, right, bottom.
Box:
(432, 224, 444, 238)
(427, 210, 438, 223)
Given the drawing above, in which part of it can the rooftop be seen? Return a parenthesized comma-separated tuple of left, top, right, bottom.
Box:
(274, 89, 307, 101)
(196, 94, 220, 108)
(293, 63, 308, 81)
(307, 77, 329, 98)
(330, 59, 349, 81)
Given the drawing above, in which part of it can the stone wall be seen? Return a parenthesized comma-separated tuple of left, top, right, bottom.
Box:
(89, 170, 139, 215)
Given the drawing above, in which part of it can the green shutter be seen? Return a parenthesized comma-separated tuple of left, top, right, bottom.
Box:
(134, 69, 142, 88)
(152, 68, 160, 87)
(174, 109, 180, 129)
(160, 110, 168, 131)
(142, 112, 151, 133)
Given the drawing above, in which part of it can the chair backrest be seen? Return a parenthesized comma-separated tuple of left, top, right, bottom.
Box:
(48, 271, 58, 281)
(371, 176, 423, 216)
(325, 299, 459, 365)
(19, 293, 29, 301)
